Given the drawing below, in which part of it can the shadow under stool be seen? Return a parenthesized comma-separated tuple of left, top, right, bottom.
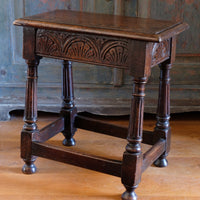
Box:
(13, 10, 188, 200)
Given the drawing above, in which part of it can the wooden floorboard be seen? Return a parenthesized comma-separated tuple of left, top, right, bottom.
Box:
(0, 111, 199, 200)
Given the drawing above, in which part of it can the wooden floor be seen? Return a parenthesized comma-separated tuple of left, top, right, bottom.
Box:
(0, 111, 199, 200)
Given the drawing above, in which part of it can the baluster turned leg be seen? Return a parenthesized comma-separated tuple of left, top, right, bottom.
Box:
(21, 59, 40, 174)
(61, 60, 77, 146)
(121, 77, 147, 200)
(154, 62, 172, 167)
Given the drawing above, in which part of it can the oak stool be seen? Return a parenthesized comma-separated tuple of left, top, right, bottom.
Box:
(14, 10, 188, 200)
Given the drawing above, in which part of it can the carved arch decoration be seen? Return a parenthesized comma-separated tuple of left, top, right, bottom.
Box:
(36, 29, 130, 68)
(36, 30, 62, 57)
(100, 41, 129, 66)
(63, 36, 99, 61)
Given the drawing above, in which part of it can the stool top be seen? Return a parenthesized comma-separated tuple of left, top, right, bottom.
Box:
(14, 10, 188, 42)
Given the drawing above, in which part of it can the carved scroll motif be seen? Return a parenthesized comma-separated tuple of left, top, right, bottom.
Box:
(151, 39, 170, 67)
(36, 29, 129, 68)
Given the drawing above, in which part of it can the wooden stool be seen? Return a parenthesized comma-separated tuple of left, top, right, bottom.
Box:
(14, 10, 188, 200)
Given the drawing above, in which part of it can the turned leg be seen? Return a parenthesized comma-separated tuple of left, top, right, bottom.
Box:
(121, 77, 147, 200)
(154, 62, 172, 167)
(21, 59, 40, 174)
(61, 60, 77, 146)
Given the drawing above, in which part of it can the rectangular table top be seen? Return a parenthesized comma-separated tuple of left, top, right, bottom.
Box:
(14, 10, 188, 42)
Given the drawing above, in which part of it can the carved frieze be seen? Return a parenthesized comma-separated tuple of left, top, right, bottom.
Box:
(151, 39, 170, 67)
(101, 41, 128, 66)
(36, 29, 129, 68)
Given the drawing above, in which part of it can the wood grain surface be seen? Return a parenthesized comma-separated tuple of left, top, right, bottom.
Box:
(13, 10, 188, 42)
(0, 111, 199, 200)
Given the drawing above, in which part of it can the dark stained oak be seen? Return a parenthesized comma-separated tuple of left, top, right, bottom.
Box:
(153, 59, 174, 167)
(32, 142, 122, 177)
(121, 77, 147, 199)
(61, 60, 77, 147)
(14, 10, 188, 42)
(34, 117, 64, 143)
(75, 114, 155, 145)
(13, 10, 188, 200)
(21, 58, 40, 174)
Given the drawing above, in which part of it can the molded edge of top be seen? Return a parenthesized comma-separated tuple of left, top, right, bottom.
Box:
(13, 18, 189, 42)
